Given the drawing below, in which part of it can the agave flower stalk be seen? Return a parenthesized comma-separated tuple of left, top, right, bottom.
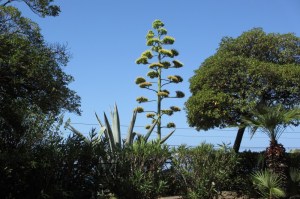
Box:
(135, 19, 184, 140)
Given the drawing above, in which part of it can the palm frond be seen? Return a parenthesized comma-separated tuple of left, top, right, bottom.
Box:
(242, 104, 300, 142)
(252, 170, 286, 198)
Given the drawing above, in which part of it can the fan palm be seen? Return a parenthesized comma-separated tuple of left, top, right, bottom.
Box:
(243, 105, 300, 144)
(252, 170, 286, 199)
(242, 104, 300, 192)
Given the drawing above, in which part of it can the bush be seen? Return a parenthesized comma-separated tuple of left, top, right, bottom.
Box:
(0, 129, 110, 199)
(171, 143, 239, 198)
(108, 139, 171, 199)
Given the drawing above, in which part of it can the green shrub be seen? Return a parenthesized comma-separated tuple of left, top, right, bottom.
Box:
(171, 143, 239, 198)
(230, 151, 265, 197)
(108, 139, 171, 199)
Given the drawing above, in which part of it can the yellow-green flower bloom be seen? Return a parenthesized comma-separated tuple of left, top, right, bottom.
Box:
(159, 49, 174, 57)
(136, 56, 148, 64)
(149, 62, 164, 69)
(142, 50, 153, 59)
(167, 122, 176, 128)
(152, 19, 164, 29)
(173, 60, 183, 68)
(136, 96, 148, 103)
(147, 71, 158, 79)
(162, 109, 173, 116)
(135, 77, 146, 84)
(176, 91, 185, 98)
(162, 36, 175, 45)
(146, 113, 155, 118)
(170, 106, 181, 112)
(157, 91, 169, 97)
(139, 82, 152, 88)
(135, 107, 144, 113)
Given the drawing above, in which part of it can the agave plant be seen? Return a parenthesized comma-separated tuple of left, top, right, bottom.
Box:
(252, 170, 286, 199)
(95, 104, 159, 153)
(67, 104, 174, 153)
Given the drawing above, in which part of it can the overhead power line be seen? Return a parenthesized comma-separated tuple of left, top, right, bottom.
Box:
(69, 122, 300, 134)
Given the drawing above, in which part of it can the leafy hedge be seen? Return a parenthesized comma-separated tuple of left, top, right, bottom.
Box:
(1, 131, 299, 199)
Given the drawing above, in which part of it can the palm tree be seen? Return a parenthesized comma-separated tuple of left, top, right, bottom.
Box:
(242, 104, 300, 193)
(252, 170, 286, 199)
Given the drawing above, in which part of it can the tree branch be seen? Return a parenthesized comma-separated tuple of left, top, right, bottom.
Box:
(144, 87, 157, 93)
(1, 0, 12, 6)
(162, 82, 172, 87)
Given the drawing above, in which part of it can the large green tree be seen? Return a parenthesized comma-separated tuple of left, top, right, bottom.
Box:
(0, 6, 80, 146)
(0, 3, 82, 198)
(186, 28, 300, 152)
(135, 20, 184, 140)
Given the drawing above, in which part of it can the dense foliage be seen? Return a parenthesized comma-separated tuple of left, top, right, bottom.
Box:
(0, 6, 80, 150)
(170, 143, 239, 198)
(186, 28, 300, 152)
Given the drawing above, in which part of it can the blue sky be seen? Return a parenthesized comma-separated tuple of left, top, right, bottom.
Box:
(17, 0, 300, 151)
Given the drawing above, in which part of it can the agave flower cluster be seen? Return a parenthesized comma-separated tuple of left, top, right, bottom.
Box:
(135, 19, 184, 140)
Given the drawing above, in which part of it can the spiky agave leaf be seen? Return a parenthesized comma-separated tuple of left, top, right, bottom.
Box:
(125, 109, 138, 145)
(111, 104, 121, 148)
(103, 112, 115, 152)
(67, 125, 90, 143)
(160, 129, 176, 144)
(95, 112, 106, 138)
(144, 119, 158, 142)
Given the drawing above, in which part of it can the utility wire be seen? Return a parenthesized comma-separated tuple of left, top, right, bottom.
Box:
(70, 122, 300, 134)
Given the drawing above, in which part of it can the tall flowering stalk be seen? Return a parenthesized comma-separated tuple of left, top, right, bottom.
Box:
(135, 20, 184, 140)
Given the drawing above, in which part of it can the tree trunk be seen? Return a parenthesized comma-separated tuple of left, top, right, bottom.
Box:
(233, 127, 246, 153)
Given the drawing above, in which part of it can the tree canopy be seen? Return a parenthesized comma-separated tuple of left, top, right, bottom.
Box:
(186, 28, 300, 152)
(0, 6, 80, 143)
